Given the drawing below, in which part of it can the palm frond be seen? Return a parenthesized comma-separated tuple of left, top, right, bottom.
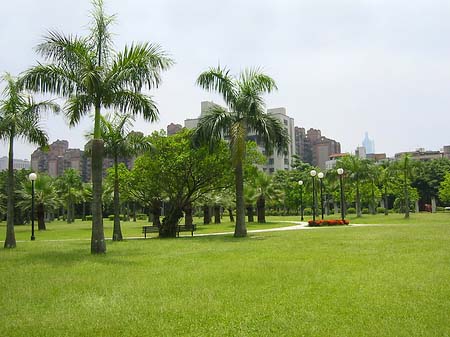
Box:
(192, 105, 232, 151)
(105, 90, 159, 122)
(248, 113, 289, 156)
(109, 42, 174, 91)
(196, 66, 237, 107)
(64, 94, 94, 126)
(21, 64, 81, 96)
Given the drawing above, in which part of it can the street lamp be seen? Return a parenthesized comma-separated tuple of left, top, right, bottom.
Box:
(29, 172, 37, 241)
(337, 168, 345, 221)
(318, 172, 324, 220)
(298, 180, 304, 221)
(310, 170, 317, 222)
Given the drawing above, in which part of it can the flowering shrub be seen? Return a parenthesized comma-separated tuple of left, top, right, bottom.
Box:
(308, 219, 350, 227)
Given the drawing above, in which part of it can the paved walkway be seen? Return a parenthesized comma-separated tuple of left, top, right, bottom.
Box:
(16, 221, 384, 243)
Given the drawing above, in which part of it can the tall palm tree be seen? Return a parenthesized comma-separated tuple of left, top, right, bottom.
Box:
(397, 154, 414, 219)
(339, 155, 369, 217)
(193, 66, 289, 237)
(55, 169, 83, 223)
(0, 73, 58, 248)
(22, 0, 173, 253)
(96, 113, 151, 241)
(255, 172, 283, 223)
(18, 174, 59, 230)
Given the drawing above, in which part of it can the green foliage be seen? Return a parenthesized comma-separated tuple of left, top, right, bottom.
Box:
(347, 207, 356, 214)
(377, 207, 386, 214)
(362, 208, 369, 214)
(303, 207, 312, 216)
(439, 172, 450, 205)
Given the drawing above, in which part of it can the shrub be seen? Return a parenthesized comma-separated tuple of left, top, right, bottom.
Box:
(436, 206, 444, 212)
(136, 213, 147, 220)
(347, 207, 356, 214)
(377, 207, 385, 214)
(362, 208, 369, 214)
(308, 219, 350, 227)
(303, 208, 312, 216)
(85, 215, 92, 221)
(108, 214, 127, 221)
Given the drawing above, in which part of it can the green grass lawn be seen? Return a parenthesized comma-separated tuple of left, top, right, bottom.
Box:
(1, 215, 449, 336)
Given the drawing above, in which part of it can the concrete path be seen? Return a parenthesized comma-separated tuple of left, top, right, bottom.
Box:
(16, 221, 383, 243)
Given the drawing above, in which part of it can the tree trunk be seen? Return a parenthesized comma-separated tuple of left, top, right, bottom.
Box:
(371, 182, 376, 215)
(404, 170, 409, 219)
(257, 195, 266, 223)
(356, 180, 361, 217)
(384, 186, 389, 216)
(246, 205, 254, 223)
(228, 208, 234, 222)
(112, 157, 123, 241)
(91, 138, 106, 253)
(132, 202, 137, 222)
(415, 200, 419, 213)
(4, 134, 16, 248)
(203, 204, 211, 224)
(234, 160, 247, 237)
(214, 205, 221, 224)
(151, 199, 162, 227)
(37, 203, 46, 230)
(160, 203, 183, 238)
(431, 197, 436, 213)
(334, 201, 339, 215)
(82, 202, 86, 221)
(184, 201, 193, 227)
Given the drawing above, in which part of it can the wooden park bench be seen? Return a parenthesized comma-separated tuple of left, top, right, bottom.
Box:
(142, 225, 159, 238)
(142, 224, 197, 238)
(176, 224, 197, 237)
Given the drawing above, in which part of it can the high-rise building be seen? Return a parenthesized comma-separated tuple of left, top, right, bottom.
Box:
(167, 123, 182, 136)
(362, 132, 375, 154)
(294, 127, 341, 170)
(0, 157, 30, 171)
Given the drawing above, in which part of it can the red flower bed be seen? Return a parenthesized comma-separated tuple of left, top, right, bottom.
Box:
(308, 219, 350, 227)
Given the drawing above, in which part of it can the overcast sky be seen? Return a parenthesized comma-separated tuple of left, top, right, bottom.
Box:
(1, 0, 450, 160)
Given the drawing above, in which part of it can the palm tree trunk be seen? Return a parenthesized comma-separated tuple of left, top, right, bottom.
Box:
(228, 208, 234, 222)
(151, 199, 161, 227)
(37, 203, 46, 230)
(203, 205, 211, 224)
(234, 160, 247, 237)
(257, 195, 266, 223)
(384, 186, 389, 216)
(4, 134, 16, 248)
(371, 181, 376, 215)
(356, 180, 362, 217)
(247, 205, 254, 223)
(214, 205, 221, 224)
(132, 202, 137, 222)
(91, 138, 106, 253)
(404, 172, 409, 219)
(112, 156, 123, 241)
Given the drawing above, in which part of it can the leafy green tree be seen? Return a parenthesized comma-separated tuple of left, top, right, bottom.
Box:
(0, 73, 58, 248)
(55, 169, 83, 223)
(22, 0, 172, 253)
(379, 160, 396, 215)
(254, 172, 283, 223)
(133, 130, 232, 237)
(95, 113, 151, 241)
(18, 174, 58, 230)
(438, 172, 450, 205)
(394, 154, 416, 218)
(413, 158, 450, 209)
(338, 155, 370, 217)
(193, 66, 289, 237)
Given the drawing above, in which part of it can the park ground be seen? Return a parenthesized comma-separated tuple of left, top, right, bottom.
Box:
(0, 213, 449, 337)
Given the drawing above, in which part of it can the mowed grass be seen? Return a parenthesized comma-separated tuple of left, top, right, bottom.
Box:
(0, 216, 449, 336)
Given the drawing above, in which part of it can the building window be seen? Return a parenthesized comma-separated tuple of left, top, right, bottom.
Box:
(268, 158, 274, 165)
(284, 120, 288, 125)
(269, 168, 274, 173)
(284, 158, 289, 165)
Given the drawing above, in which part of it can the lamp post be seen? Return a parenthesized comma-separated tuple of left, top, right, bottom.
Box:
(337, 168, 345, 221)
(29, 172, 37, 241)
(310, 170, 317, 222)
(298, 180, 304, 221)
(318, 172, 324, 220)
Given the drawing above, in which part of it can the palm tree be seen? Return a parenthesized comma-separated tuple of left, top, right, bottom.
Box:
(18, 174, 59, 230)
(339, 155, 369, 217)
(397, 154, 414, 219)
(255, 172, 283, 223)
(96, 113, 151, 241)
(56, 169, 83, 223)
(22, 0, 173, 253)
(0, 73, 58, 248)
(193, 66, 289, 237)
